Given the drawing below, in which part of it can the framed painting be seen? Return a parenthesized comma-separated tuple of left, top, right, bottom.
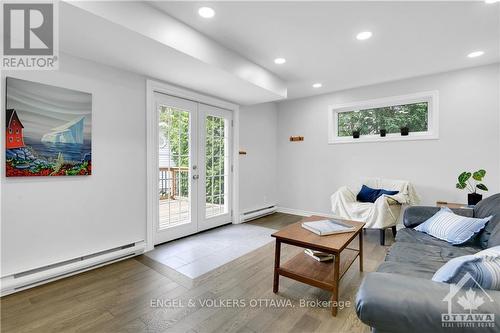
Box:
(5, 77, 92, 177)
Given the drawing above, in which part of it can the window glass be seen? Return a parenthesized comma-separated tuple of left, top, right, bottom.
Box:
(337, 102, 428, 137)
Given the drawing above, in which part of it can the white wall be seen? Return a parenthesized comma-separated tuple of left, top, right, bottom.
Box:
(277, 64, 500, 214)
(0, 53, 277, 276)
(239, 102, 278, 213)
(1, 54, 498, 277)
(1, 54, 147, 276)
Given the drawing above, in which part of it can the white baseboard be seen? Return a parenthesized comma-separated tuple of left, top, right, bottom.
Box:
(276, 206, 337, 218)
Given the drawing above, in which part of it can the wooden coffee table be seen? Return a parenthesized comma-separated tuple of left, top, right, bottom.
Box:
(271, 216, 365, 316)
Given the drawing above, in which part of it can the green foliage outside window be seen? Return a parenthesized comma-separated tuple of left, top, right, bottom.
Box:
(159, 108, 226, 205)
(337, 102, 428, 137)
(206, 116, 226, 205)
(160, 107, 190, 197)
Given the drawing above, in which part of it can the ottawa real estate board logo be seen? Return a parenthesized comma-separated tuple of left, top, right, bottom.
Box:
(442, 272, 495, 329)
(2, 1, 59, 70)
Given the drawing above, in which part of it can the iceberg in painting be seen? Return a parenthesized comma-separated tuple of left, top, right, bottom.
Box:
(41, 116, 85, 144)
(5, 77, 92, 177)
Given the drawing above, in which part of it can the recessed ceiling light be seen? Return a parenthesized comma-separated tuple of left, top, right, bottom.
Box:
(274, 58, 286, 65)
(312, 83, 322, 88)
(198, 7, 215, 18)
(356, 31, 373, 41)
(485, 0, 499, 4)
(467, 51, 485, 58)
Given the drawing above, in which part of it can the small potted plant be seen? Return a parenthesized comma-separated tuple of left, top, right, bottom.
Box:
(347, 118, 361, 139)
(400, 125, 410, 136)
(456, 169, 488, 205)
(378, 119, 387, 137)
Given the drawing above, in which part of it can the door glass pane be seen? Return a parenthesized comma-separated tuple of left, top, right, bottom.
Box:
(205, 115, 229, 218)
(159, 106, 190, 229)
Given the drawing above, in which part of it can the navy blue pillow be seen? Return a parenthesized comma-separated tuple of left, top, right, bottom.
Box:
(356, 185, 399, 203)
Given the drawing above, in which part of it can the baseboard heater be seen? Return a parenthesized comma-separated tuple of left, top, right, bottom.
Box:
(0, 241, 145, 296)
(240, 205, 277, 222)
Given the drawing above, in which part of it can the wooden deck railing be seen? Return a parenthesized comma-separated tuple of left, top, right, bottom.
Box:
(159, 167, 189, 200)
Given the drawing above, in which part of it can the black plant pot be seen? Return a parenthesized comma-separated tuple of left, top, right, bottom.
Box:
(400, 126, 409, 136)
(468, 193, 482, 206)
(352, 130, 360, 139)
(380, 129, 387, 137)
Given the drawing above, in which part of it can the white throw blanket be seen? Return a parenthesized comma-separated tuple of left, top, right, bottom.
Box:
(330, 178, 420, 229)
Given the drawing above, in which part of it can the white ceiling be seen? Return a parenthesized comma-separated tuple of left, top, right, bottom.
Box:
(60, 2, 287, 105)
(151, 1, 500, 100)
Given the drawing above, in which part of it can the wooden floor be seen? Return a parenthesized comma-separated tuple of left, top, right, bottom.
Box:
(1, 213, 392, 333)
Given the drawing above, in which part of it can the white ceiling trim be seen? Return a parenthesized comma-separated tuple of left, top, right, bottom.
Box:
(63, 1, 287, 104)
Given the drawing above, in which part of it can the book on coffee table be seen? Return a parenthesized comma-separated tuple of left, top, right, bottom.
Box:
(301, 219, 355, 236)
(304, 249, 334, 262)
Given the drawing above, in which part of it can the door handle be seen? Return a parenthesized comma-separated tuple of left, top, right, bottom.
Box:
(192, 175, 199, 180)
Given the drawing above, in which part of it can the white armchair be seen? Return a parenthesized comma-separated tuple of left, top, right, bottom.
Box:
(330, 178, 420, 245)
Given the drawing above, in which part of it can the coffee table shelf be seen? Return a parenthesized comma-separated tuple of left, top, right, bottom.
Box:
(279, 248, 359, 291)
(271, 216, 365, 316)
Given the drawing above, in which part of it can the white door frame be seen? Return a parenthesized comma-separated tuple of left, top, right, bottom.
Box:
(146, 80, 240, 251)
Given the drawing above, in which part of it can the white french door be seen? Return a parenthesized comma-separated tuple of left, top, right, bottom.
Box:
(155, 94, 198, 244)
(154, 93, 233, 245)
(197, 103, 233, 231)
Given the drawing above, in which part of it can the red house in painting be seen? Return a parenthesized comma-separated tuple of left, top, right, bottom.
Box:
(6, 109, 25, 149)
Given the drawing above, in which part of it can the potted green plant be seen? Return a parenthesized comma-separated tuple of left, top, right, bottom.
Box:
(396, 107, 410, 136)
(456, 169, 488, 205)
(378, 119, 387, 137)
(347, 118, 361, 139)
(400, 124, 409, 136)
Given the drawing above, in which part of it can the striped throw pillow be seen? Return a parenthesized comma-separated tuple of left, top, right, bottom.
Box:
(415, 207, 492, 245)
(432, 246, 500, 290)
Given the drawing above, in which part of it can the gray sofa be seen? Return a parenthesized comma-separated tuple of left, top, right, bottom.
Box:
(356, 193, 500, 333)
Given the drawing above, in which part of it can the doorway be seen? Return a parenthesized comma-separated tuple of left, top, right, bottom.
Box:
(153, 92, 233, 245)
